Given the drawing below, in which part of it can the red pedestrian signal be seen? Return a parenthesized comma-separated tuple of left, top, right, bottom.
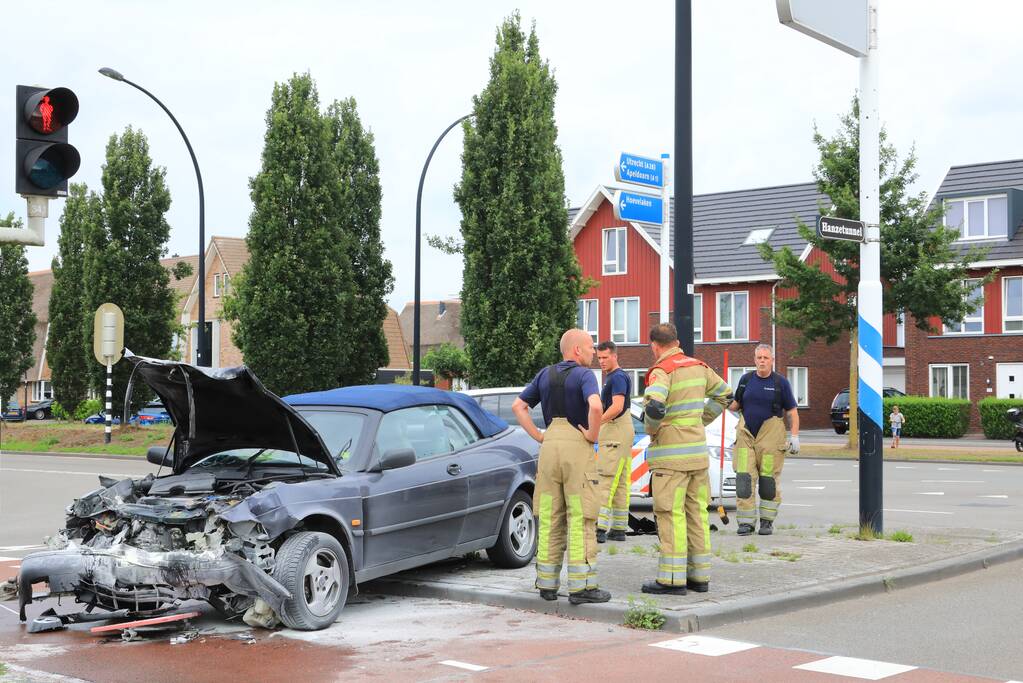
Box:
(15, 85, 81, 197)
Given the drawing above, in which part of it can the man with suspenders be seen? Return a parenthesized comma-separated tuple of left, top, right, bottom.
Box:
(641, 323, 732, 595)
(513, 329, 610, 605)
(729, 344, 800, 536)
(595, 341, 635, 543)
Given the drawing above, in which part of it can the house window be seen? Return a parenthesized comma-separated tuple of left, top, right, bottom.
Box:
(728, 366, 756, 389)
(1004, 277, 1023, 333)
(603, 227, 627, 275)
(943, 279, 984, 334)
(623, 369, 646, 397)
(930, 364, 969, 399)
(213, 274, 222, 298)
(32, 381, 52, 402)
(742, 227, 775, 246)
(694, 294, 703, 343)
(717, 291, 749, 341)
(610, 297, 640, 344)
(577, 299, 598, 343)
(945, 195, 1008, 240)
(787, 367, 809, 407)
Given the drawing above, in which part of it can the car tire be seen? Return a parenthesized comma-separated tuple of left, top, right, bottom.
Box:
(272, 531, 349, 631)
(835, 425, 847, 435)
(34, 409, 46, 420)
(487, 490, 536, 569)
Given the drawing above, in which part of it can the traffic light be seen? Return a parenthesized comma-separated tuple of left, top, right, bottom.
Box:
(15, 85, 80, 197)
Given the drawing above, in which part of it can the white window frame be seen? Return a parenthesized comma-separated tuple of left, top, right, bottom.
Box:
(32, 380, 52, 402)
(602, 227, 627, 275)
(716, 291, 749, 341)
(786, 367, 809, 407)
(728, 366, 756, 390)
(222, 273, 230, 295)
(944, 194, 1009, 241)
(577, 299, 598, 343)
(610, 297, 640, 344)
(1004, 276, 1023, 333)
(943, 279, 984, 335)
(694, 293, 703, 343)
(623, 369, 645, 397)
(213, 273, 223, 298)
(742, 227, 775, 246)
(929, 363, 969, 399)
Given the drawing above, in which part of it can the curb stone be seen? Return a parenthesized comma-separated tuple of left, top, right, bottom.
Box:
(369, 538, 1023, 633)
(0, 450, 144, 462)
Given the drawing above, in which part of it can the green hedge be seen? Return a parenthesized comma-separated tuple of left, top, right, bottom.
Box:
(978, 398, 1023, 440)
(881, 396, 970, 439)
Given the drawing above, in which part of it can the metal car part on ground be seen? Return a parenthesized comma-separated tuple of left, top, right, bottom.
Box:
(15, 354, 538, 632)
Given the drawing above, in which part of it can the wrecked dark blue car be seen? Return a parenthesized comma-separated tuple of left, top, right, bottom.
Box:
(14, 355, 538, 630)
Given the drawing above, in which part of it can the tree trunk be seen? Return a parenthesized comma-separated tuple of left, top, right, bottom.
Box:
(847, 327, 859, 450)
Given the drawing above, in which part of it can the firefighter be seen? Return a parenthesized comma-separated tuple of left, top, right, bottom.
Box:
(728, 344, 800, 536)
(595, 341, 634, 543)
(641, 323, 732, 596)
(512, 328, 610, 605)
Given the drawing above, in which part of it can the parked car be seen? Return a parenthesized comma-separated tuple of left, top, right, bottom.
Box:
(129, 400, 171, 425)
(830, 387, 906, 434)
(463, 387, 737, 505)
(2, 404, 24, 421)
(16, 354, 538, 632)
(25, 399, 54, 421)
(83, 413, 121, 425)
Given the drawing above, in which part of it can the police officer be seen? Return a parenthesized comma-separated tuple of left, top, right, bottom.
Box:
(513, 329, 610, 605)
(641, 323, 732, 596)
(728, 344, 800, 536)
(595, 341, 634, 543)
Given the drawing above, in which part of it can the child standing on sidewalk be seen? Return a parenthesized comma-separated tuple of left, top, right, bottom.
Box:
(889, 406, 905, 449)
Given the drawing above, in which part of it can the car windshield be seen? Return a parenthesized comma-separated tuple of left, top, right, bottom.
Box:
(296, 410, 366, 463)
(192, 448, 327, 470)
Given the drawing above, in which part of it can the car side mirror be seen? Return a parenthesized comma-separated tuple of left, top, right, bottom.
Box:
(146, 446, 173, 467)
(376, 447, 416, 472)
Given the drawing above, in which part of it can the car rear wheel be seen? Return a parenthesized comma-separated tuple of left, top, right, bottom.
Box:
(834, 425, 847, 435)
(487, 490, 536, 569)
(273, 531, 349, 631)
(34, 409, 46, 420)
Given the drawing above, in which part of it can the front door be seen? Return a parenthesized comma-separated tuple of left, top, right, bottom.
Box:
(997, 363, 1023, 399)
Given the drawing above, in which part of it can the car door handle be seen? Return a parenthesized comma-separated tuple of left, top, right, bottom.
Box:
(447, 463, 462, 476)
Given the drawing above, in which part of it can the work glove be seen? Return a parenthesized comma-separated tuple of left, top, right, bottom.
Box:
(787, 435, 800, 455)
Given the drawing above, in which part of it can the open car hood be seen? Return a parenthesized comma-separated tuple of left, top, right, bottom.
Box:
(124, 353, 337, 475)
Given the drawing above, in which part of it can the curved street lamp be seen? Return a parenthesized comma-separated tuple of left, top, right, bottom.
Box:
(412, 114, 472, 385)
(98, 67, 209, 367)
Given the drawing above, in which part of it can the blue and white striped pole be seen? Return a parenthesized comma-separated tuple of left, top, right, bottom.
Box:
(104, 361, 112, 444)
(858, 0, 883, 534)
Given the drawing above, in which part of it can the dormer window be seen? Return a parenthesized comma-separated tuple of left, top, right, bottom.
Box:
(945, 194, 1008, 240)
(743, 227, 775, 245)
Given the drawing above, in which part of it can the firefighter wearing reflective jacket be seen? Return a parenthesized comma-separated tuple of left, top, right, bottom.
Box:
(595, 340, 634, 543)
(728, 343, 800, 537)
(641, 323, 732, 596)
(512, 329, 611, 605)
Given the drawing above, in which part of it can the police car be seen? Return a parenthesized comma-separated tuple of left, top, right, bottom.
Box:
(462, 388, 738, 506)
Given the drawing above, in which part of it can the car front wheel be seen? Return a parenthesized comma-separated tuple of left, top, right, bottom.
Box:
(487, 490, 536, 569)
(273, 531, 349, 631)
(834, 425, 847, 435)
(34, 409, 46, 420)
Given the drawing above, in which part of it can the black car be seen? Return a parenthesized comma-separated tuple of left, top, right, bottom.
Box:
(830, 387, 906, 434)
(15, 355, 539, 631)
(26, 399, 54, 421)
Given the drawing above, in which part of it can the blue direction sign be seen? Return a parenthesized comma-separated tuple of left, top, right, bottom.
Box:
(615, 152, 664, 188)
(613, 190, 663, 225)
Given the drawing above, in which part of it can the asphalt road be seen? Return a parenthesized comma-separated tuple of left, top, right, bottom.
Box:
(3, 453, 1022, 557)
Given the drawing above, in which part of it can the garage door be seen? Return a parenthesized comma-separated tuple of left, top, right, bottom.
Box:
(997, 363, 1023, 399)
(883, 366, 905, 394)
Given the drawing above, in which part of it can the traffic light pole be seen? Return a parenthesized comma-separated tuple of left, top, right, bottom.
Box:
(99, 69, 208, 366)
(0, 196, 47, 246)
(674, 0, 695, 354)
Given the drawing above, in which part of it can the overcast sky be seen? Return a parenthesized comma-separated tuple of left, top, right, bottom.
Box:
(6, 1, 1023, 311)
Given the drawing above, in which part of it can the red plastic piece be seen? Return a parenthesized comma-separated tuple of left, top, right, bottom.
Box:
(89, 611, 200, 634)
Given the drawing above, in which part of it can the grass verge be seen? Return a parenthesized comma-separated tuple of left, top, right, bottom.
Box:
(0, 421, 171, 456)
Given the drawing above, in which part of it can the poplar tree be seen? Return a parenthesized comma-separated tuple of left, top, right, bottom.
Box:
(0, 215, 36, 413)
(455, 13, 585, 387)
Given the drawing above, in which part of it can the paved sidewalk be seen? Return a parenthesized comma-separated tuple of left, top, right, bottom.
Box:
(371, 523, 1023, 633)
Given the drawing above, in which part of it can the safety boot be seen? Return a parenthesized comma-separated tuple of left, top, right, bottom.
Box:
(539, 589, 558, 601)
(569, 588, 611, 605)
(641, 580, 686, 596)
(607, 530, 627, 542)
(737, 523, 755, 536)
(596, 529, 607, 544)
(758, 519, 774, 536)
(686, 579, 709, 593)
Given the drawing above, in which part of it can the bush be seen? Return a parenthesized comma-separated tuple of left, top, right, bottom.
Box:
(978, 398, 1023, 440)
(423, 343, 469, 382)
(51, 400, 70, 421)
(881, 396, 969, 438)
(73, 398, 103, 421)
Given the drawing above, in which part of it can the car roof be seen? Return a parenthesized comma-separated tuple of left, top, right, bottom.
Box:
(285, 385, 508, 438)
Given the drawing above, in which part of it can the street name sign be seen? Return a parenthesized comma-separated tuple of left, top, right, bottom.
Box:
(613, 190, 663, 225)
(817, 216, 865, 242)
(776, 0, 868, 57)
(614, 152, 664, 189)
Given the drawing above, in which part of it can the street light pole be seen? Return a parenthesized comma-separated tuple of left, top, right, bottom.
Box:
(98, 67, 209, 367)
(674, 0, 695, 355)
(412, 114, 471, 386)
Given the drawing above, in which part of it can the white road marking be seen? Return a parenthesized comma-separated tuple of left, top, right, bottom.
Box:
(983, 469, 1004, 472)
(440, 660, 488, 672)
(0, 557, 19, 562)
(785, 503, 813, 507)
(0, 603, 19, 616)
(915, 492, 945, 496)
(811, 463, 834, 467)
(650, 635, 759, 656)
(895, 466, 916, 469)
(937, 467, 959, 471)
(2, 663, 90, 683)
(921, 480, 983, 483)
(794, 655, 916, 680)
(981, 495, 1009, 499)
(798, 486, 826, 490)
(793, 480, 852, 483)
(0, 468, 134, 477)
(0, 545, 44, 552)
(884, 508, 952, 515)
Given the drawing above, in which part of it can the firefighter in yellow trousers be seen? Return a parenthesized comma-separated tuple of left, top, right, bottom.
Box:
(641, 323, 732, 596)
(595, 341, 635, 543)
(513, 329, 611, 605)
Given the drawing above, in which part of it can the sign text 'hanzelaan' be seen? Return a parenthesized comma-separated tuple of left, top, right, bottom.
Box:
(614, 153, 664, 189)
(613, 190, 663, 225)
(817, 215, 865, 243)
